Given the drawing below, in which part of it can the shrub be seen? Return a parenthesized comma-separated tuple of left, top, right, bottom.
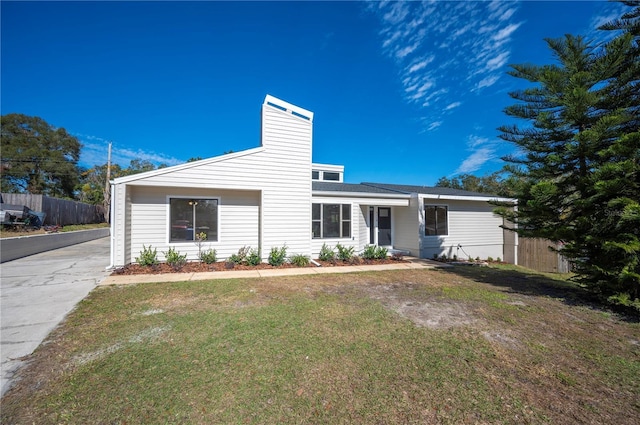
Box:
(375, 246, 388, 260)
(318, 243, 336, 262)
(246, 248, 262, 266)
(336, 243, 355, 262)
(136, 245, 158, 266)
(487, 256, 494, 262)
(362, 245, 377, 260)
(199, 248, 217, 264)
(268, 245, 287, 266)
(497, 257, 502, 263)
(164, 247, 187, 270)
(289, 253, 310, 267)
(229, 246, 250, 265)
(194, 232, 207, 261)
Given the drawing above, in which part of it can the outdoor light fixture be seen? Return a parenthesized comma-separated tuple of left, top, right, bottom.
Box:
(188, 200, 198, 206)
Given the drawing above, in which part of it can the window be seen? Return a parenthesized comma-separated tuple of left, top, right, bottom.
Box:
(312, 170, 320, 180)
(170, 198, 218, 242)
(425, 205, 448, 236)
(323, 172, 340, 181)
(312, 203, 351, 238)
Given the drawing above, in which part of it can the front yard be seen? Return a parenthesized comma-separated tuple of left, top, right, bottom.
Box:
(2, 266, 638, 424)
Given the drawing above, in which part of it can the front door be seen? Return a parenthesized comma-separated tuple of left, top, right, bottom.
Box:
(378, 207, 392, 246)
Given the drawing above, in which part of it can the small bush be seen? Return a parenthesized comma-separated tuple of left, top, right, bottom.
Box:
(289, 254, 310, 267)
(487, 256, 494, 262)
(268, 245, 287, 266)
(164, 247, 187, 270)
(199, 248, 217, 264)
(375, 246, 388, 260)
(136, 245, 158, 266)
(497, 257, 502, 263)
(229, 246, 251, 265)
(318, 243, 336, 262)
(349, 256, 363, 265)
(246, 248, 262, 266)
(433, 253, 438, 260)
(362, 245, 377, 260)
(336, 243, 355, 262)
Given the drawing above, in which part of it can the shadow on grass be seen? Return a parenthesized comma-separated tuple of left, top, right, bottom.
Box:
(440, 264, 639, 323)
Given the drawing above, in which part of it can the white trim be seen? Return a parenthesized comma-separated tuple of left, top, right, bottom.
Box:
(313, 191, 410, 203)
(165, 195, 221, 244)
(264, 94, 314, 122)
(420, 194, 515, 202)
(312, 163, 344, 172)
(112, 147, 265, 185)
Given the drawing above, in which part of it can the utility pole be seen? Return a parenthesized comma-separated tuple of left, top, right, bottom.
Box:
(103, 142, 112, 222)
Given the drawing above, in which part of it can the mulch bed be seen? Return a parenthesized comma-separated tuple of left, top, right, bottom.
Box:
(111, 258, 407, 275)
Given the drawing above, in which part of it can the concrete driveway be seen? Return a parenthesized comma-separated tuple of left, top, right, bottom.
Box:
(1, 236, 110, 397)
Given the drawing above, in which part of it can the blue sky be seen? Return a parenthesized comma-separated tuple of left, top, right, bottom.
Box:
(1, 1, 627, 185)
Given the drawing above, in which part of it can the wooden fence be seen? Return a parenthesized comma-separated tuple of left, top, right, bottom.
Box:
(1, 193, 105, 226)
(518, 237, 570, 273)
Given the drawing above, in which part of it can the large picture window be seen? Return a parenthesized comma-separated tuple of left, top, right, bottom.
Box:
(425, 205, 448, 236)
(170, 198, 218, 242)
(312, 203, 351, 239)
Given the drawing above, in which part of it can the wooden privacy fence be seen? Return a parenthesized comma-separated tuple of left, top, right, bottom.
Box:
(518, 237, 570, 273)
(1, 193, 105, 226)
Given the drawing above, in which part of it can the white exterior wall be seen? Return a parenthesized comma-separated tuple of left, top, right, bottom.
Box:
(420, 198, 505, 261)
(110, 96, 313, 267)
(358, 205, 369, 252)
(127, 187, 260, 262)
(392, 195, 420, 256)
(310, 198, 360, 258)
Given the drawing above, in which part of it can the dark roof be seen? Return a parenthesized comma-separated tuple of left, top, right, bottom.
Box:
(361, 182, 499, 197)
(312, 181, 405, 195)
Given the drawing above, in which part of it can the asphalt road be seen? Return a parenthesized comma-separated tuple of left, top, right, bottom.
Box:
(0, 236, 110, 397)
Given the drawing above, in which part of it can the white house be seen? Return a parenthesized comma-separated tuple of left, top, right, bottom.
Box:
(109, 95, 516, 268)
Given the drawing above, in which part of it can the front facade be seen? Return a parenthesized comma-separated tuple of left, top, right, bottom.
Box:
(109, 95, 516, 268)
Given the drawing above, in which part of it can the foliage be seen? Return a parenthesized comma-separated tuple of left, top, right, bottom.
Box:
(194, 232, 207, 262)
(335, 243, 355, 262)
(229, 246, 251, 265)
(199, 249, 217, 264)
(246, 248, 262, 266)
(363, 245, 388, 260)
(435, 171, 519, 198)
(164, 247, 187, 270)
(1, 114, 81, 198)
(496, 5, 640, 303)
(289, 253, 310, 267)
(78, 159, 163, 205)
(318, 243, 336, 262)
(268, 245, 288, 267)
(135, 245, 158, 266)
(390, 252, 404, 261)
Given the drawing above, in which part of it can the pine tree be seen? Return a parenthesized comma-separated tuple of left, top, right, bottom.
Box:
(496, 2, 639, 306)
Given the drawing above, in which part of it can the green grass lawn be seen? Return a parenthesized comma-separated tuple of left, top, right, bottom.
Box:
(2, 267, 639, 424)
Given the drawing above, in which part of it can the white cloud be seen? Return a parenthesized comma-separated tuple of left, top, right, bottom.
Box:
(444, 101, 461, 111)
(371, 1, 522, 131)
(427, 121, 442, 131)
(75, 133, 182, 168)
(455, 147, 495, 174)
(476, 74, 500, 90)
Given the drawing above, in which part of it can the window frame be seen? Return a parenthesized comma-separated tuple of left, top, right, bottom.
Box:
(312, 202, 351, 239)
(424, 204, 448, 236)
(167, 196, 220, 243)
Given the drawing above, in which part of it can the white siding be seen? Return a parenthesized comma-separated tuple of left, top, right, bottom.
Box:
(420, 198, 504, 260)
(111, 96, 313, 266)
(127, 187, 260, 263)
(358, 205, 369, 252)
(392, 195, 420, 256)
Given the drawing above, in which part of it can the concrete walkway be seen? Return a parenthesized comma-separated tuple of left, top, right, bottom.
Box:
(1, 237, 110, 397)
(100, 258, 447, 286)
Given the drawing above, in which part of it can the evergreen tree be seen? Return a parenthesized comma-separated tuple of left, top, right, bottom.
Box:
(496, 2, 639, 305)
